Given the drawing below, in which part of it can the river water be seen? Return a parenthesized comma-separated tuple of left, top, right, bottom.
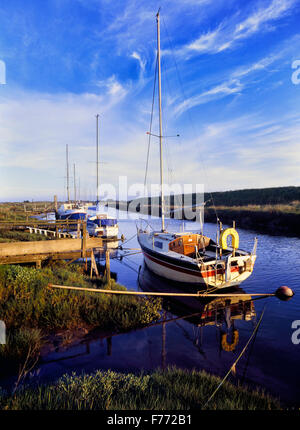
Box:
(31, 209, 300, 406)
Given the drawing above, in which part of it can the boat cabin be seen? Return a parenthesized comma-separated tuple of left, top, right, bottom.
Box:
(169, 234, 212, 257)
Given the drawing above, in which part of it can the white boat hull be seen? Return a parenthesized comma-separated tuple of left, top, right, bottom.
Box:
(138, 231, 256, 289)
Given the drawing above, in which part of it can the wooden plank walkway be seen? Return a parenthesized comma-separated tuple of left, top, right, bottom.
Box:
(0, 236, 103, 265)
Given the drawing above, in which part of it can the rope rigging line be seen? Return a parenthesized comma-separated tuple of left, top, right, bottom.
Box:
(161, 15, 220, 225)
(144, 54, 158, 188)
(201, 305, 266, 409)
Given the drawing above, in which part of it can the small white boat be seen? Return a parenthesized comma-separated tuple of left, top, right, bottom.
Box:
(86, 115, 119, 240)
(87, 213, 118, 238)
(56, 202, 88, 221)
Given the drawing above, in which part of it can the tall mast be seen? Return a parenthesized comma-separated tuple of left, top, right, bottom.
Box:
(66, 144, 70, 203)
(156, 10, 165, 232)
(73, 163, 76, 203)
(96, 114, 99, 203)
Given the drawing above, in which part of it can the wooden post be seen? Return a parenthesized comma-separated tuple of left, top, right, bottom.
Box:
(105, 250, 111, 286)
(54, 195, 58, 212)
(81, 222, 87, 258)
(90, 249, 99, 278)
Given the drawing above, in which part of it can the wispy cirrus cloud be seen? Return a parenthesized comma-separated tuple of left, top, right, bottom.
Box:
(95, 75, 128, 100)
(131, 51, 146, 72)
(173, 0, 297, 56)
(173, 79, 243, 115)
(171, 31, 300, 116)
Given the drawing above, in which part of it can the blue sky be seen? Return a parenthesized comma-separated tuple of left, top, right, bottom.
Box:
(0, 0, 300, 201)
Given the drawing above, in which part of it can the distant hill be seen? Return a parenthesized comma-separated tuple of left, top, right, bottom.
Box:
(203, 186, 300, 207)
(126, 186, 300, 208)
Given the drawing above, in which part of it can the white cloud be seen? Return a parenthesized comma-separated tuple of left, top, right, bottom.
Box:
(174, 0, 297, 56)
(173, 79, 243, 115)
(96, 75, 128, 100)
(131, 51, 146, 72)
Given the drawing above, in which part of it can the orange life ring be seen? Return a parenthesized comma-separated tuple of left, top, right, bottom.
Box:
(221, 329, 239, 352)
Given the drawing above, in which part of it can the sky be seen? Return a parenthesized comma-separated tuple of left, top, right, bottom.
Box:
(0, 0, 300, 201)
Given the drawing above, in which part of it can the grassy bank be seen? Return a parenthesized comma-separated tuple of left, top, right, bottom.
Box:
(0, 263, 162, 377)
(204, 206, 300, 237)
(0, 202, 53, 222)
(0, 230, 54, 243)
(0, 367, 280, 410)
(114, 186, 300, 237)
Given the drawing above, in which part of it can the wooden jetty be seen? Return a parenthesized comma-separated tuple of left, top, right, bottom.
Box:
(0, 220, 80, 232)
(0, 223, 103, 267)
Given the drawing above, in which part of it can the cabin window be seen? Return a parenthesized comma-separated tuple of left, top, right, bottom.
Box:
(178, 239, 182, 246)
(154, 241, 163, 249)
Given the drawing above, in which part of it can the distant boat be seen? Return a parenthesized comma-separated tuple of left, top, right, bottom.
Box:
(56, 203, 88, 221)
(137, 11, 257, 290)
(86, 115, 119, 239)
(87, 203, 118, 238)
(56, 145, 90, 221)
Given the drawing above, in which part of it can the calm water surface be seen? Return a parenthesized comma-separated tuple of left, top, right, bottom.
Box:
(26, 210, 300, 405)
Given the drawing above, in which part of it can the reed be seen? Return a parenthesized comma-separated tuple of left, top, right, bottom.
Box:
(0, 367, 280, 410)
(0, 263, 162, 373)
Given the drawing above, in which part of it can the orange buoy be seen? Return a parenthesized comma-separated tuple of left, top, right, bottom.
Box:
(275, 286, 294, 301)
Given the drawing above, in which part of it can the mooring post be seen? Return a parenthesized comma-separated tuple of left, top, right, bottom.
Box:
(90, 249, 99, 279)
(77, 221, 81, 239)
(81, 222, 87, 258)
(54, 195, 58, 212)
(105, 250, 111, 286)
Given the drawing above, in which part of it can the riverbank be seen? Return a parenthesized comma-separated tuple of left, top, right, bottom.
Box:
(204, 206, 300, 237)
(109, 201, 300, 238)
(0, 367, 280, 410)
(0, 262, 162, 381)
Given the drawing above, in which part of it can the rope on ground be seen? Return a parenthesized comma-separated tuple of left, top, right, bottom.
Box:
(201, 305, 266, 410)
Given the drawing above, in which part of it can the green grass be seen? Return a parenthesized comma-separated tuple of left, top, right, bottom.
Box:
(0, 202, 53, 222)
(0, 367, 281, 410)
(0, 263, 161, 331)
(0, 263, 162, 375)
(0, 230, 53, 242)
(210, 202, 300, 215)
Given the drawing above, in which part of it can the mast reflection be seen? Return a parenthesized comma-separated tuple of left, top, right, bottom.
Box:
(138, 263, 256, 356)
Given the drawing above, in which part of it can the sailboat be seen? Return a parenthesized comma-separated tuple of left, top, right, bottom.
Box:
(56, 145, 88, 221)
(86, 114, 118, 239)
(137, 11, 257, 290)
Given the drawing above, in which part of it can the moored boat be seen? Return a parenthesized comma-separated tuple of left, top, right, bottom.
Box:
(87, 213, 118, 238)
(56, 202, 89, 221)
(137, 11, 257, 290)
(86, 115, 119, 239)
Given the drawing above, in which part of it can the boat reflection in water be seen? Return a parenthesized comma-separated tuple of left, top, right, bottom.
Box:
(138, 263, 256, 355)
(38, 263, 257, 381)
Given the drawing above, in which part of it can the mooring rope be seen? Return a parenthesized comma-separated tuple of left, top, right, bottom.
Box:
(201, 305, 266, 409)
